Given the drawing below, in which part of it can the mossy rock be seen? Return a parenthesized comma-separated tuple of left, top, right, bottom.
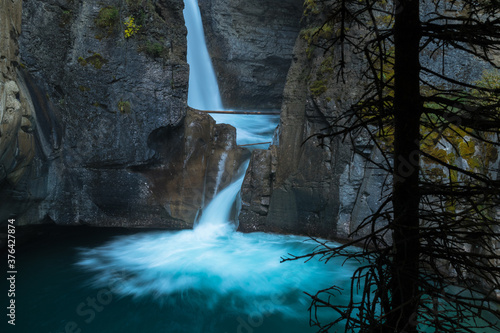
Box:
(87, 53, 107, 69)
(78, 53, 108, 69)
(96, 6, 119, 29)
(310, 79, 328, 96)
(60, 10, 72, 27)
(77, 56, 87, 66)
(140, 41, 165, 58)
(117, 100, 131, 114)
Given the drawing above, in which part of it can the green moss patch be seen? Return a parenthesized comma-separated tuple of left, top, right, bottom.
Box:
(140, 41, 165, 58)
(96, 6, 119, 29)
(117, 100, 131, 114)
(78, 53, 108, 69)
(310, 79, 328, 96)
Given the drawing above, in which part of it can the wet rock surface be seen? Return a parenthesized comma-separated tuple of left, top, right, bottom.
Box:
(137, 109, 249, 227)
(3, 0, 497, 241)
(238, 34, 359, 238)
(0, 0, 48, 224)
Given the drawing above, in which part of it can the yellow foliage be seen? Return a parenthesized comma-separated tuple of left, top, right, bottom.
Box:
(117, 100, 131, 114)
(468, 157, 482, 170)
(419, 124, 499, 182)
(376, 118, 498, 182)
(433, 149, 449, 162)
(124, 16, 141, 38)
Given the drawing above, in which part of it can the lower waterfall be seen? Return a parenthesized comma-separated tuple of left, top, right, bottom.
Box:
(75, 182, 359, 332)
(75, 203, 358, 330)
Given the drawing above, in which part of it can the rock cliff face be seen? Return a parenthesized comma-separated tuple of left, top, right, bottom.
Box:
(198, 0, 303, 110)
(238, 2, 498, 240)
(137, 108, 249, 226)
(231, 3, 394, 239)
(0, 0, 44, 223)
(0, 0, 248, 228)
(4, 0, 496, 240)
(239, 33, 373, 239)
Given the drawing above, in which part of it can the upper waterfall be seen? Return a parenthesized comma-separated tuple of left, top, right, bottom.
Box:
(183, 0, 224, 111)
(183, 0, 279, 150)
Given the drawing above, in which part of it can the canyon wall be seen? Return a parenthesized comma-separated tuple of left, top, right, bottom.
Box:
(198, 0, 303, 110)
(3, 0, 497, 243)
(0, 0, 42, 224)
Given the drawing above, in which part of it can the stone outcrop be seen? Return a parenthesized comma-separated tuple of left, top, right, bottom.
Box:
(236, 5, 378, 239)
(137, 108, 249, 227)
(0, 0, 248, 228)
(15, 0, 189, 227)
(198, 0, 303, 110)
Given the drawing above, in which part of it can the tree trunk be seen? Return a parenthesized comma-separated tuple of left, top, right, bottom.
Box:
(389, 0, 422, 331)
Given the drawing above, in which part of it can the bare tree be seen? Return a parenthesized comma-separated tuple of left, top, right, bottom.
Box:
(284, 0, 500, 331)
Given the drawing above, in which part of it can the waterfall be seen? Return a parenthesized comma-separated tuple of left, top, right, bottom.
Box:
(75, 3, 360, 332)
(183, 0, 279, 148)
(183, 0, 279, 212)
(183, 0, 223, 111)
(195, 162, 247, 234)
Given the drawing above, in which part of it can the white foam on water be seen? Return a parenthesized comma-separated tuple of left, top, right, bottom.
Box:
(76, 220, 357, 319)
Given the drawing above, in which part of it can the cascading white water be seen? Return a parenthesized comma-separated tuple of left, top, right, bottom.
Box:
(184, 0, 223, 110)
(76, 2, 360, 331)
(196, 160, 248, 234)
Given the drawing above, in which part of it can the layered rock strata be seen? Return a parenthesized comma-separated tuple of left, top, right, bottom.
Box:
(0, 0, 43, 223)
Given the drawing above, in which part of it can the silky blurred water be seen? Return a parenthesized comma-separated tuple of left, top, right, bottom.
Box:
(74, 226, 359, 333)
(74, 171, 359, 330)
(209, 113, 280, 149)
(184, 0, 279, 149)
(184, 0, 223, 111)
(11, 226, 353, 333)
(73, 3, 354, 329)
